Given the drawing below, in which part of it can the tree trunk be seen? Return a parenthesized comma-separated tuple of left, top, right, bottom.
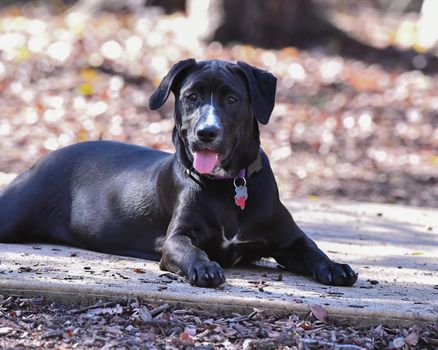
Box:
(188, 0, 339, 48)
(187, 0, 438, 73)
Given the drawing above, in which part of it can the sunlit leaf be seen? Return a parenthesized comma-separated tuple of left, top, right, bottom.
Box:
(15, 46, 30, 61)
(77, 130, 89, 142)
(81, 68, 97, 81)
(410, 251, 424, 256)
(79, 83, 93, 96)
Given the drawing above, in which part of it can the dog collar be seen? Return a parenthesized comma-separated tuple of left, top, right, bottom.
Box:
(185, 151, 263, 210)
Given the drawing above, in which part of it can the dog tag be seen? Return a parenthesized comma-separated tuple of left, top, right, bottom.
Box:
(234, 180, 248, 210)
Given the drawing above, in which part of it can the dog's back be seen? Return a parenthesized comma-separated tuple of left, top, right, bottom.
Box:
(0, 141, 173, 258)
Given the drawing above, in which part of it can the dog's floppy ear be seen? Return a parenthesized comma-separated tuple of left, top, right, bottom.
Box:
(237, 61, 277, 125)
(148, 59, 197, 110)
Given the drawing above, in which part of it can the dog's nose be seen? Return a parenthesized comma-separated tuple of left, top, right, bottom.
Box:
(196, 125, 220, 143)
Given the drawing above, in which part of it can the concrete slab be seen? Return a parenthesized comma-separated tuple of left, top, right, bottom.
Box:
(0, 199, 437, 326)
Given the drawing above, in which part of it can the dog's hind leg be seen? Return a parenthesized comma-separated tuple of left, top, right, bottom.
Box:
(0, 203, 27, 243)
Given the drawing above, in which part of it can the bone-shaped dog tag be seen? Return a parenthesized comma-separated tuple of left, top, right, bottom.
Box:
(234, 185, 248, 210)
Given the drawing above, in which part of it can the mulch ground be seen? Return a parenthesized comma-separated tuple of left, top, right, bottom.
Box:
(0, 296, 436, 349)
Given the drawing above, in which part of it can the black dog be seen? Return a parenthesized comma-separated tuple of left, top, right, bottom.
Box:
(0, 59, 357, 288)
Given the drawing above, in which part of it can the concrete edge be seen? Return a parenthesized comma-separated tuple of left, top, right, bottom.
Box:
(1, 280, 436, 327)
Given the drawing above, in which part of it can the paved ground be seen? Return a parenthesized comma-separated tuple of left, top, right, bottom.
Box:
(0, 199, 437, 326)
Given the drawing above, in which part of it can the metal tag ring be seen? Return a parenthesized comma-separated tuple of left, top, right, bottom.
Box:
(233, 176, 246, 187)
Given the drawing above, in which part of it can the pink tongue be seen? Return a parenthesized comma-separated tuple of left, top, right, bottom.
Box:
(193, 150, 219, 174)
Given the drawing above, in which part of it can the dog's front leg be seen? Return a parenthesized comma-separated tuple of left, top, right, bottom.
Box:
(160, 234, 225, 288)
(275, 235, 358, 286)
(271, 204, 358, 286)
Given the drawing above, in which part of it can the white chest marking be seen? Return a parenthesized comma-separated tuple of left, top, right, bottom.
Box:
(221, 227, 255, 247)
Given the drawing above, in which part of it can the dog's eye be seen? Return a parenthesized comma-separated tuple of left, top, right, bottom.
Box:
(227, 96, 238, 104)
(186, 93, 198, 102)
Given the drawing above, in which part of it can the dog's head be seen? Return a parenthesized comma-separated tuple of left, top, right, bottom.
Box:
(149, 59, 277, 177)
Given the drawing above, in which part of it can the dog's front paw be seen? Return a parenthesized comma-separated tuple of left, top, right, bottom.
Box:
(313, 261, 358, 286)
(187, 261, 225, 288)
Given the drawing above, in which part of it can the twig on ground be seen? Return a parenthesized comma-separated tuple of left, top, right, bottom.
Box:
(150, 303, 169, 317)
(301, 338, 364, 349)
(69, 301, 117, 315)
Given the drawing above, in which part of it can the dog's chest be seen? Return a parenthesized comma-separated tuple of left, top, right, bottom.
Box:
(211, 225, 267, 267)
(221, 226, 248, 247)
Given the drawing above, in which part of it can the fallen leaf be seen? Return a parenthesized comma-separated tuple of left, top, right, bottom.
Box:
(404, 331, 419, 346)
(179, 331, 190, 341)
(310, 304, 328, 322)
(0, 327, 13, 336)
(392, 337, 405, 349)
(137, 306, 152, 322)
(184, 327, 196, 336)
(299, 321, 314, 330)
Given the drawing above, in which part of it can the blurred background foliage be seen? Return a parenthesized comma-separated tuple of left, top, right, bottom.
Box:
(0, 0, 437, 207)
